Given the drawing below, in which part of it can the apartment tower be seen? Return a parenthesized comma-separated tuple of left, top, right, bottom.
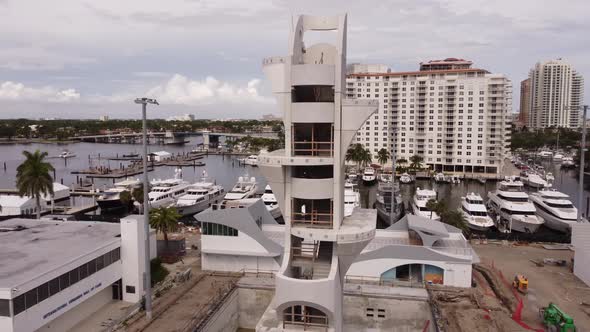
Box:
(258, 15, 378, 331)
(347, 58, 512, 175)
(519, 78, 531, 129)
(528, 58, 584, 129)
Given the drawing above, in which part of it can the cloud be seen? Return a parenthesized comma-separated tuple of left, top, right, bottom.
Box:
(145, 74, 273, 105)
(0, 81, 80, 102)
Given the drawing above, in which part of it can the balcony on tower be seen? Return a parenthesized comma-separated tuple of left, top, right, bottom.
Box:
(292, 123, 334, 157)
(291, 198, 333, 229)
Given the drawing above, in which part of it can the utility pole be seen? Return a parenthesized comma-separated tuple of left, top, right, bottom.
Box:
(390, 127, 397, 226)
(134, 97, 159, 320)
(578, 105, 588, 222)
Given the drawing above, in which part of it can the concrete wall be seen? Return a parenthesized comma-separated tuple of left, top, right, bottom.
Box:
(572, 223, 590, 286)
(202, 254, 279, 273)
(201, 231, 274, 257)
(348, 258, 472, 288)
(238, 287, 274, 329)
(202, 289, 239, 332)
(120, 216, 146, 303)
(343, 295, 434, 332)
(38, 287, 112, 332)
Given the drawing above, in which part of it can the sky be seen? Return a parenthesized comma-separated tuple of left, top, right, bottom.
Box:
(0, 0, 588, 120)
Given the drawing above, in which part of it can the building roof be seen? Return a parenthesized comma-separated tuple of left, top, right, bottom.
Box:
(347, 68, 490, 78)
(0, 195, 36, 207)
(0, 219, 120, 290)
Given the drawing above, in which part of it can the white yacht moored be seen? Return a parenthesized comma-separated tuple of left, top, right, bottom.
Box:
(460, 193, 494, 231)
(521, 172, 549, 189)
(224, 174, 258, 200)
(399, 172, 414, 184)
(530, 189, 578, 233)
(378, 173, 392, 183)
(344, 181, 360, 217)
(375, 181, 403, 224)
(261, 185, 282, 219)
(147, 173, 191, 209)
(545, 172, 555, 183)
(553, 153, 564, 161)
(411, 188, 440, 221)
(561, 156, 575, 168)
(97, 178, 142, 210)
(244, 155, 259, 166)
(434, 173, 450, 183)
(174, 173, 224, 216)
(487, 178, 543, 233)
(537, 150, 553, 159)
(361, 167, 376, 184)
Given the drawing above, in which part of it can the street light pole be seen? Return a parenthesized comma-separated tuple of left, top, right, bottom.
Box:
(134, 97, 159, 320)
(578, 105, 588, 222)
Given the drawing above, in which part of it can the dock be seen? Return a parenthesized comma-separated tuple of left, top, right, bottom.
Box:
(51, 204, 98, 215)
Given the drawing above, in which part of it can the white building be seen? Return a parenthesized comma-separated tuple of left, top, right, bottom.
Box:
(572, 223, 590, 286)
(0, 216, 155, 332)
(149, 151, 172, 162)
(527, 58, 584, 129)
(99, 115, 109, 122)
(347, 58, 512, 175)
(0, 196, 45, 217)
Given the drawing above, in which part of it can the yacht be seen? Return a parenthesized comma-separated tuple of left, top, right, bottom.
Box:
(434, 173, 450, 183)
(96, 178, 142, 210)
(460, 193, 494, 231)
(553, 153, 564, 161)
(537, 151, 553, 159)
(344, 181, 361, 217)
(347, 169, 358, 182)
(411, 188, 440, 220)
(174, 175, 225, 216)
(399, 172, 414, 184)
(148, 168, 191, 208)
(545, 172, 555, 183)
(375, 181, 403, 224)
(379, 173, 392, 183)
(261, 185, 282, 219)
(487, 178, 543, 233)
(530, 189, 578, 233)
(561, 156, 575, 168)
(362, 167, 376, 184)
(224, 174, 258, 201)
(244, 155, 259, 166)
(521, 172, 548, 189)
(59, 150, 76, 158)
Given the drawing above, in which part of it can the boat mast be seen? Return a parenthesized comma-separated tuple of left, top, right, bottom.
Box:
(390, 127, 397, 225)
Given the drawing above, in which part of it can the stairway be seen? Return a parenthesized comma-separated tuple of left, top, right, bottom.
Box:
(312, 261, 331, 280)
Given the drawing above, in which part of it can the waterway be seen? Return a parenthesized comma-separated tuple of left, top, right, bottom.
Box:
(0, 140, 589, 241)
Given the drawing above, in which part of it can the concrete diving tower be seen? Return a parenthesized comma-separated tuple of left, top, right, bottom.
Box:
(257, 14, 378, 331)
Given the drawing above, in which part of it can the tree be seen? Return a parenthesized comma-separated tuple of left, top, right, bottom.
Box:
(360, 148, 372, 168)
(440, 210, 469, 234)
(149, 206, 181, 248)
(426, 199, 446, 219)
(397, 158, 408, 165)
(119, 190, 133, 210)
(409, 154, 424, 172)
(132, 184, 147, 214)
(346, 143, 367, 168)
(16, 150, 54, 219)
(377, 148, 390, 166)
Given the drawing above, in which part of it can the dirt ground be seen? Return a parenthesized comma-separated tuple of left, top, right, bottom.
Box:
(474, 242, 590, 330)
(117, 229, 239, 332)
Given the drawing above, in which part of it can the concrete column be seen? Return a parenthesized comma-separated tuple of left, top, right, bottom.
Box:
(120, 215, 147, 303)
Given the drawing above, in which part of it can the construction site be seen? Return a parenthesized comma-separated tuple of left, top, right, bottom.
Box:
(67, 229, 589, 332)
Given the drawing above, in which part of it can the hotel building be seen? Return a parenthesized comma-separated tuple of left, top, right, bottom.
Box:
(346, 58, 512, 175)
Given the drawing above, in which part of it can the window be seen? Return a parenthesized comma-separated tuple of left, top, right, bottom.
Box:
(201, 222, 238, 236)
(13, 295, 25, 315)
(25, 288, 38, 309)
(59, 273, 70, 290)
(38, 283, 49, 303)
(0, 299, 9, 317)
(49, 277, 60, 296)
(126, 286, 136, 294)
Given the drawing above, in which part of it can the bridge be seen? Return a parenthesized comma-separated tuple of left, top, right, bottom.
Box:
(72, 130, 278, 145)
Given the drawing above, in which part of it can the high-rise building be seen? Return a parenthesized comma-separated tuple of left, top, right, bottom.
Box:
(258, 14, 378, 330)
(346, 58, 512, 175)
(518, 78, 531, 129)
(528, 59, 584, 129)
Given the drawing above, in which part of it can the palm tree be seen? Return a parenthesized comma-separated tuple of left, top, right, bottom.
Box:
(360, 148, 372, 168)
(425, 199, 446, 219)
(440, 210, 469, 234)
(377, 148, 390, 166)
(397, 158, 408, 165)
(132, 184, 146, 213)
(149, 206, 181, 248)
(16, 150, 54, 219)
(409, 154, 424, 172)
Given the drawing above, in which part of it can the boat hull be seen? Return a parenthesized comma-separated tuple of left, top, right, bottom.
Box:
(534, 208, 575, 233)
(176, 197, 222, 216)
(97, 199, 127, 210)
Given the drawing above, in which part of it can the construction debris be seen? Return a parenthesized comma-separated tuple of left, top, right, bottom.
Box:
(543, 258, 567, 266)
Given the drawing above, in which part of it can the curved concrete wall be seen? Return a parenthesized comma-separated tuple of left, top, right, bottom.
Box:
(291, 177, 333, 199)
(291, 103, 334, 123)
(291, 64, 335, 86)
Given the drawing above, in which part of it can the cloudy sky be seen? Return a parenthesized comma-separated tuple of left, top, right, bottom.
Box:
(0, 0, 587, 119)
